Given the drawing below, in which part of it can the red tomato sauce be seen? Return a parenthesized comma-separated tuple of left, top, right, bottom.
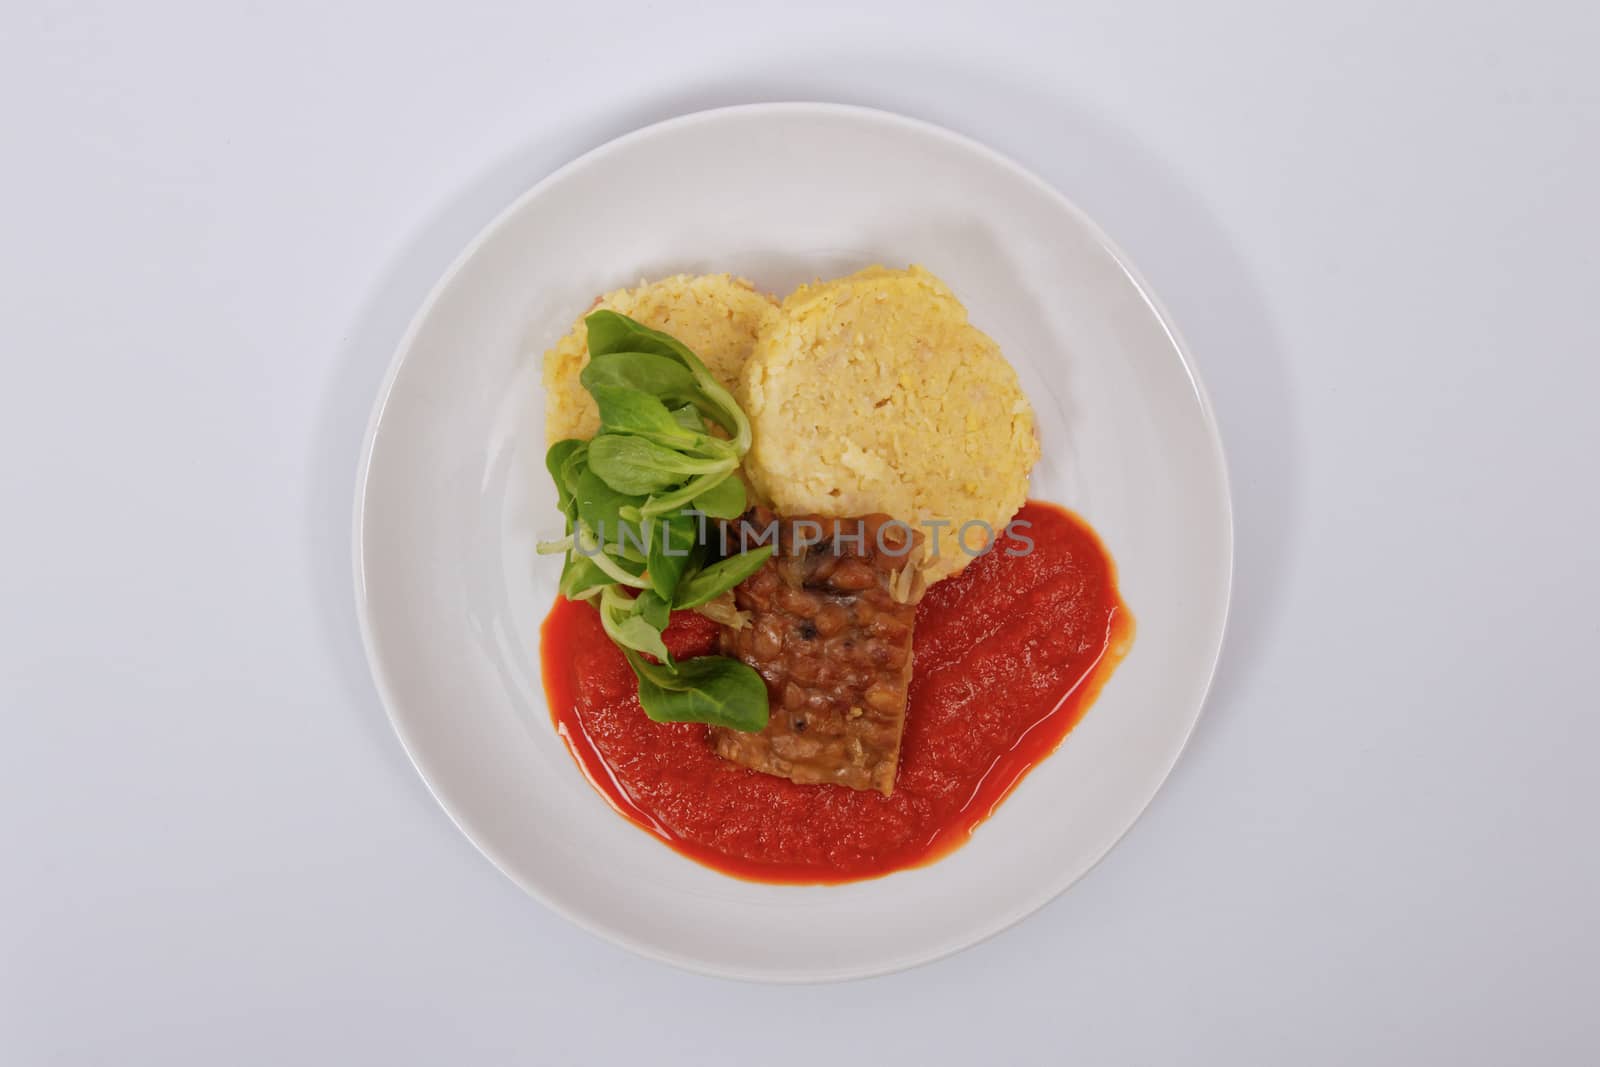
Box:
(540, 501, 1133, 884)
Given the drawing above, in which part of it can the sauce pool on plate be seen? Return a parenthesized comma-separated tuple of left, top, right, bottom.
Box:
(540, 500, 1133, 884)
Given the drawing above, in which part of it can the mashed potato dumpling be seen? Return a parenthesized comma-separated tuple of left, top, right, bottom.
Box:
(741, 266, 1038, 583)
(543, 274, 777, 444)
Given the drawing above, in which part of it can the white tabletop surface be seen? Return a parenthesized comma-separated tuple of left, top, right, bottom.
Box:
(4, 2, 1598, 1063)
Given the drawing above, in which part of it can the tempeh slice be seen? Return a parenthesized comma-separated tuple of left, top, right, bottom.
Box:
(709, 510, 924, 795)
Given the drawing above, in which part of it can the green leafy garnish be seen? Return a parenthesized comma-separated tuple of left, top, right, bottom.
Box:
(690, 475, 747, 520)
(640, 470, 737, 520)
(541, 311, 769, 732)
(634, 588, 672, 632)
(545, 439, 585, 512)
(598, 585, 672, 662)
(646, 510, 698, 600)
(673, 546, 774, 610)
(624, 649, 770, 731)
(583, 354, 713, 425)
(667, 403, 707, 433)
(587, 434, 736, 495)
(591, 385, 736, 460)
(557, 554, 611, 602)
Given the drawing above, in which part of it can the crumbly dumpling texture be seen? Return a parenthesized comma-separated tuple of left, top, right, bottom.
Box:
(542, 274, 778, 444)
(742, 266, 1039, 584)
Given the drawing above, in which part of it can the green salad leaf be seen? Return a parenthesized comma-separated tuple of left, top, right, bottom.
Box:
(583, 352, 704, 412)
(587, 434, 736, 496)
(599, 585, 672, 662)
(624, 649, 769, 731)
(545, 439, 586, 512)
(667, 403, 706, 433)
(646, 510, 698, 600)
(673, 545, 773, 610)
(570, 463, 645, 555)
(634, 588, 672, 632)
(591, 385, 736, 460)
(690, 475, 747, 520)
(557, 554, 611, 602)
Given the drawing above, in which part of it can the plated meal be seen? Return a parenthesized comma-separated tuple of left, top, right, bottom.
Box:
(537, 266, 1134, 882)
(356, 102, 1230, 977)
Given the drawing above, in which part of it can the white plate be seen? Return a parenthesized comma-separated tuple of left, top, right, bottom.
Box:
(355, 103, 1232, 982)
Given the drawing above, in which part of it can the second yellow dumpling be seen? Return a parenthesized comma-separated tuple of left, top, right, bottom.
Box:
(741, 266, 1039, 583)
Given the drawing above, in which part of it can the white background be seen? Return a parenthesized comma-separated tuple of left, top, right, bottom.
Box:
(3, 1, 1597, 1063)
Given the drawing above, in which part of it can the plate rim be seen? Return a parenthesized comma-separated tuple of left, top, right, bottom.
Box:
(352, 101, 1235, 982)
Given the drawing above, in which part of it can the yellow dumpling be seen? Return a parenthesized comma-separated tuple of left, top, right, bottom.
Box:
(741, 266, 1038, 583)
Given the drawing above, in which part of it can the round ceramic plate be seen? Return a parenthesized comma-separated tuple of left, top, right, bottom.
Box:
(355, 103, 1231, 982)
